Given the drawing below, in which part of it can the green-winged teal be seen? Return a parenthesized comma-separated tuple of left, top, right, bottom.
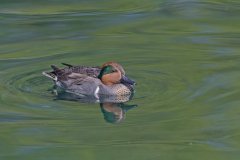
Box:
(42, 62, 136, 98)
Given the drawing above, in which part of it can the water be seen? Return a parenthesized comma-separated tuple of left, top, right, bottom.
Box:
(1, 0, 240, 159)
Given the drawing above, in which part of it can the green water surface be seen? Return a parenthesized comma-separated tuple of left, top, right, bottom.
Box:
(1, 0, 240, 160)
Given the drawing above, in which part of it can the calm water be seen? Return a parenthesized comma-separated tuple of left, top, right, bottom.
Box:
(1, 0, 240, 159)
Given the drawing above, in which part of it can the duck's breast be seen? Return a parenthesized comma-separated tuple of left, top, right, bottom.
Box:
(99, 84, 132, 96)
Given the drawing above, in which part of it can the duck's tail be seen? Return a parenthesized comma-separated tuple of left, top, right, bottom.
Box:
(42, 71, 58, 81)
(42, 65, 61, 81)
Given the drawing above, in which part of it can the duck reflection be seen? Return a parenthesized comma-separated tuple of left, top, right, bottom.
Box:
(100, 102, 137, 123)
(52, 88, 137, 124)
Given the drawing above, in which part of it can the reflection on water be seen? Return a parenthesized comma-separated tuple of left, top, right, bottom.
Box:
(100, 103, 137, 124)
(54, 89, 138, 124)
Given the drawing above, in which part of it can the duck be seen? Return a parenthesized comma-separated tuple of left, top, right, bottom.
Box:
(42, 62, 136, 98)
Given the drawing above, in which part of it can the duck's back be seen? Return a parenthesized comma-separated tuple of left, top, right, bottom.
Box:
(54, 65, 101, 78)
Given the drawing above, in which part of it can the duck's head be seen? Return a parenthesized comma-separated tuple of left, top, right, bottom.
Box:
(98, 62, 136, 86)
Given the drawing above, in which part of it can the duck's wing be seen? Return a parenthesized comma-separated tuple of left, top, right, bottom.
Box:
(61, 73, 101, 96)
(67, 73, 94, 85)
(61, 63, 73, 67)
(67, 65, 101, 78)
(42, 64, 101, 81)
(60, 63, 101, 78)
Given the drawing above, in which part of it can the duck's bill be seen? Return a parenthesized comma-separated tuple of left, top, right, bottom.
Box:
(120, 75, 136, 85)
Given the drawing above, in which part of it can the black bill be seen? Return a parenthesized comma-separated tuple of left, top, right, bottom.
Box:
(120, 75, 136, 85)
